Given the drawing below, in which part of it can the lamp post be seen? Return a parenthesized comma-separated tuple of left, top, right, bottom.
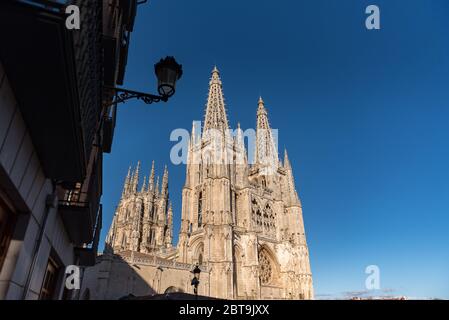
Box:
(106, 56, 182, 106)
(191, 264, 201, 299)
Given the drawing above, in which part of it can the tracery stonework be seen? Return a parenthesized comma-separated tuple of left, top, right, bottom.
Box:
(82, 67, 314, 300)
(258, 250, 273, 285)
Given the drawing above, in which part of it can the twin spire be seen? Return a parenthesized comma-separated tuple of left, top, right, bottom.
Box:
(122, 161, 168, 197)
(202, 66, 281, 169)
(203, 66, 229, 133)
(255, 95, 278, 168)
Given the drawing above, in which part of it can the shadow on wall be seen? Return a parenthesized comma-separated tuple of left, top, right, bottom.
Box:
(81, 245, 186, 300)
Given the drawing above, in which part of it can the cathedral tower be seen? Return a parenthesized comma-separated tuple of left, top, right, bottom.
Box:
(177, 67, 313, 299)
(178, 67, 236, 298)
(105, 162, 173, 254)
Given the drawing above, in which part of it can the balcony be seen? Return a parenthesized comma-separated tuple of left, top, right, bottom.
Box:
(0, 0, 103, 183)
(58, 149, 102, 246)
(75, 204, 102, 266)
(59, 188, 96, 246)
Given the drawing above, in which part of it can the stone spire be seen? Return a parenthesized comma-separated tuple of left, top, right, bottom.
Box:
(148, 160, 155, 192)
(131, 160, 141, 193)
(235, 122, 247, 165)
(203, 66, 229, 135)
(140, 176, 147, 193)
(284, 148, 291, 170)
(284, 149, 300, 205)
(155, 176, 160, 197)
(122, 166, 132, 198)
(255, 97, 278, 171)
(165, 201, 173, 247)
(190, 120, 200, 147)
(161, 165, 169, 197)
(235, 122, 249, 188)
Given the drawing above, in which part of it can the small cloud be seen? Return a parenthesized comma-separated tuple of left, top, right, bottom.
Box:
(314, 293, 337, 300)
(339, 288, 400, 300)
(342, 290, 370, 298)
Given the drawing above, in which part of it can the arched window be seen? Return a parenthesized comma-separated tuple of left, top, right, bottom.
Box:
(264, 204, 276, 234)
(195, 243, 204, 265)
(198, 192, 203, 227)
(258, 250, 273, 285)
(150, 205, 155, 220)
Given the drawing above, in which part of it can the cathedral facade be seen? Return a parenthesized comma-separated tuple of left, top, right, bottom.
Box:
(81, 67, 313, 300)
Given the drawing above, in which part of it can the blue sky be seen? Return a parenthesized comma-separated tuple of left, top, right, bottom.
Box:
(100, 0, 449, 299)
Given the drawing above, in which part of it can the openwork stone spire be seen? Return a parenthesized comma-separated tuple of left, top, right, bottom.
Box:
(203, 66, 229, 134)
(255, 97, 278, 171)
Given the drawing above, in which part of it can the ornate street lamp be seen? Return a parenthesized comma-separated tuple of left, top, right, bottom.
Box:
(155, 56, 183, 97)
(191, 264, 201, 299)
(107, 56, 182, 105)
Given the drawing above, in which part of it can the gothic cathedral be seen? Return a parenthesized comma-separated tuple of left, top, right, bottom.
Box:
(85, 67, 313, 300)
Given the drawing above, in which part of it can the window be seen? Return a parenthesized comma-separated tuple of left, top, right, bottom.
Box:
(198, 192, 203, 227)
(149, 229, 154, 246)
(258, 250, 273, 285)
(196, 244, 204, 265)
(150, 205, 155, 220)
(39, 254, 61, 300)
(0, 195, 16, 272)
(140, 204, 145, 218)
(261, 176, 267, 188)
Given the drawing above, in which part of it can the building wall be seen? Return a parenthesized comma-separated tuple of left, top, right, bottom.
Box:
(0, 60, 74, 300)
(82, 252, 210, 300)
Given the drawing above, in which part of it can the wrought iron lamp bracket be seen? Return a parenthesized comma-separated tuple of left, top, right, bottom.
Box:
(107, 87, 168, 106)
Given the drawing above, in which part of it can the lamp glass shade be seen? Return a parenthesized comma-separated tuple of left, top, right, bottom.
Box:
(154, 56, 183, 97)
